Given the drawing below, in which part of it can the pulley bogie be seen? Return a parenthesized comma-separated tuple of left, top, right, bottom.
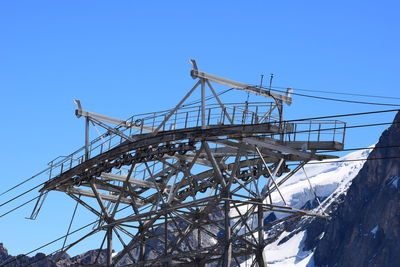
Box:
(71, 141, 196, 185)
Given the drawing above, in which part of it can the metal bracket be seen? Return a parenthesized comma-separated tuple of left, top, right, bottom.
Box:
(26, 191, 48, 220)
(189, 59, 292, 105)
(74, 99, 83, 117)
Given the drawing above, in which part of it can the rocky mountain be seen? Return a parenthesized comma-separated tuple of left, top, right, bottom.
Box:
(0, 244, 108, 267)
(310, 111, 400, 267)
(263, 111, 400, 267)
(0, 242, 56, 267)
(252, 139, 373, 266)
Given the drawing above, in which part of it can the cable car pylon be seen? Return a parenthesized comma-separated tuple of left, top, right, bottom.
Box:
(36, 60, 346, 266)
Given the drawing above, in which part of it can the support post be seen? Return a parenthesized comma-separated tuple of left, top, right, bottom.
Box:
(164, 214, 169, 267)
(258, 200, 263, 247)
(223, 197, 232, 267)
(85, 117, 90, 161)
(256, 199, 267, 266)
(107, 227, 113, 266)
(139, 225, 145, 262)
(201, 78, 206, 128)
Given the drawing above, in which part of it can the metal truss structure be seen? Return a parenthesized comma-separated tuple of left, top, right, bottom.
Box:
(35, 60, 346, 266)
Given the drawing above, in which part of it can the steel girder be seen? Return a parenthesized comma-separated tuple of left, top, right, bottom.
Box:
(37, 61, 345, 266)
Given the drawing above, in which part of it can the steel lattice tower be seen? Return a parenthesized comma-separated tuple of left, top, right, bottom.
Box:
(34, 60, 346, 266)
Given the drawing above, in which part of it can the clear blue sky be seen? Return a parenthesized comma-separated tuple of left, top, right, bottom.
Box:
(0, 0, 399, 257)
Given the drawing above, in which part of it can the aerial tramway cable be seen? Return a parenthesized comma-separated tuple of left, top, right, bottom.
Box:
(268, 87, 400, 107)
(272, 85, 400, 101)
(1, 118, 400, 218)
(61, 196, 80, 251)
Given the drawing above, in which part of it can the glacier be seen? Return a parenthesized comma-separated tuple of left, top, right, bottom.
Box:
(257, 147, 372, 266)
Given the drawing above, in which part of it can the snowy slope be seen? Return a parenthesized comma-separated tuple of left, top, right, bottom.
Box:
(263, 231, 314, 267)
(259, 147, 372, 267)
(270, 147, 372, 215)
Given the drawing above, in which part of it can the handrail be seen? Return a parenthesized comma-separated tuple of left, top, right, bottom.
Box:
(39, 102, 346, 183)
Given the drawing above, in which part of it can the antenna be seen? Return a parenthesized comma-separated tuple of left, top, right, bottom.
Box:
(269, 73, 274, 89)
(260, 74, 264, 88)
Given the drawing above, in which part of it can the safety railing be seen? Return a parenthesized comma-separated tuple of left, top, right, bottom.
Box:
(41, 102, 290, 181)
(43, 102, 279, 181)
(280, 120, 346, 144)
(124, 102, 280, 133)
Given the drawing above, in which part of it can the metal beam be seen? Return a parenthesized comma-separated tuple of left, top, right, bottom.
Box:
(256, 148, 286, 205)
(284, 140, 344, 151)
(205, 80, 233, 124)
(90, 118, 136, 142)
(202, 141, 226, 188)
(153, 80, 201, 134)
(58, 187, 134, 205)
(100, 172, 161, 189)
(190, 60, 292, 105)
(76, 109, 130, 128)
(244, 137, 314, 159)
(74, 102, 154, 132)
(106, 228, 113, 266)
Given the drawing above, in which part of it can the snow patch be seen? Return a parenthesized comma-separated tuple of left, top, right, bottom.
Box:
(388, 176, 399, 189)
(371, 225, 379, 236)
(264, 231, 314, 267)
(318, 232, 325, 240)
(269, 147, 372, 214)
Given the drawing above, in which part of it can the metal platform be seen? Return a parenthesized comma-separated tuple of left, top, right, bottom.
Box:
(34, 60, 346, 266)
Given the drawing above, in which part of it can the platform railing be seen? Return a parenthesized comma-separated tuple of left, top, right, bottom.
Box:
(43, 103, 346, 182)
(125, 102, 281, 133)
(281, 120, 346, 144)
(42, 102, 278, 181)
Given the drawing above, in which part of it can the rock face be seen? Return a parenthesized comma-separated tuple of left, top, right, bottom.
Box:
(0, 244, 107, 267)
(57, 249, 108, 266)
(0, 244, 11, 264)
(312, 111, 400, 267)
(0, 243, 56, 267)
